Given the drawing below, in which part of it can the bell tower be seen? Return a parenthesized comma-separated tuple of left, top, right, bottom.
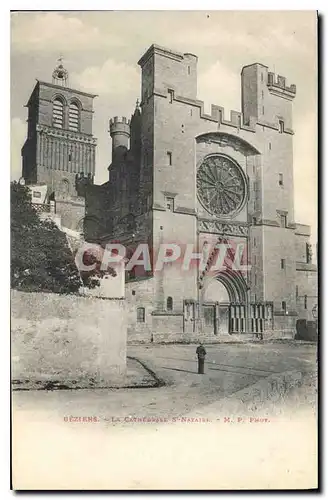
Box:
(21, 59, 98, 230)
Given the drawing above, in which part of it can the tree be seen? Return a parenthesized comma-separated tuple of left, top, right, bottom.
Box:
(11, 181, 94, 294)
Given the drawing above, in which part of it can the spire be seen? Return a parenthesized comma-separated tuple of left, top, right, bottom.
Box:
(133, 98, 141, 116)
(52, 56, 69, 87)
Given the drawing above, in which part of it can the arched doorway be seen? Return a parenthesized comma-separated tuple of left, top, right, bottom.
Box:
(201, 270, 248, 335)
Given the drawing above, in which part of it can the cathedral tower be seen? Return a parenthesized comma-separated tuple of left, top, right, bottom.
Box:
(241, 64, 297, 323)
(21, 59, 97, 230)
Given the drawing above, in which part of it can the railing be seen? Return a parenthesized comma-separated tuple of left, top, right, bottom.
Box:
(31, 203, 50, 214)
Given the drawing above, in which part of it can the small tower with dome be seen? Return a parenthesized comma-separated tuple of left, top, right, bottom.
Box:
(52, 57, 69, 87)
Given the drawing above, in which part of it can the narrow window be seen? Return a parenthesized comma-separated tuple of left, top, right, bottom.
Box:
(281, 258, 285, 269)
(282, 301, 286, 313)
(137, 307, 145, 323)
(165, 196, 174, 211)
(306, 243, 312, 263)
(252, 216, 257, 225)
(168, 89, 174, 103)
(167, 151, 172, 165)
(279, 120, 284, 133)
(262, 106, 265, 115)
(304, 295, 307, 310)
(261, 90, 264, 99)
(132, 290, 136, 296)
(281, 214, 287, 228)
(296, 286, 299, 298)
(269, 142, 272, 150)
(53, 98, 64, 128)
(167, 296, 173, 311)
(187, 66, 191, 75)
(68, 153, 72, 162)
(68, 102, 80, 132)
(254, 274, 257, 286)
(279, 173, 284, 186)
(261, 73, 264, 83)
(253, 237, 256, 247)
(254, 255, 256, 265)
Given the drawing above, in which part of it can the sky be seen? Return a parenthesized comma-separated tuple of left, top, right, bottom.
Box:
(10, 10, 317, 240)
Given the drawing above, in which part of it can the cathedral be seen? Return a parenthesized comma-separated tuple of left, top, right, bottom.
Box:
(21, 44, 317, 342)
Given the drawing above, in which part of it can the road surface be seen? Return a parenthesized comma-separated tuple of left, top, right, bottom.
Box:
(13, 342, 316, 421)
(12, 342, 317, 490)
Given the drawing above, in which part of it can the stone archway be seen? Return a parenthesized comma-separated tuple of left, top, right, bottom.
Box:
(202, 270, 248, 335)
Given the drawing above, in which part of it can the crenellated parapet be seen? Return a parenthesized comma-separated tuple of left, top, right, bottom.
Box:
(109, 117, 131, 168)
(109, 116, 131, 138)
(267, 72, 296, 100)
(75, 172, 94, 197)
(152, 86, 294, 135)
(209, 105, 257, 131)
(161, 88, 258, 132)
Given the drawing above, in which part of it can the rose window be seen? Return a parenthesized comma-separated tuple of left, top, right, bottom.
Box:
(197, 154, 247, 217)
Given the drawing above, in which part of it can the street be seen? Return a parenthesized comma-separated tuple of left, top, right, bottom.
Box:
(13, 342, 316, 421)
(12, 342, 317, 490)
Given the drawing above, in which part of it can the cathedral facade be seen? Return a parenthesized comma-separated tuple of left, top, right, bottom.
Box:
(21, 45, 317, 343)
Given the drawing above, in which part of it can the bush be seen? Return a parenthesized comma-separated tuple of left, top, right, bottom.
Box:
(11, 181, 93, 294)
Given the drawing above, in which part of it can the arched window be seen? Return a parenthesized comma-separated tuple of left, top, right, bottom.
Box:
(167, 296, 173, 311)
(53, 98, 64, 128)
(68, 102, 80, 132)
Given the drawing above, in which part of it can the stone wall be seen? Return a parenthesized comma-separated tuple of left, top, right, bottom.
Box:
(83, 260, 125, 299)
(296, 269, 318, 321)
(11, 290, 126, 387)
(125, 278, 154, 343)
(272, 314, 297, 338)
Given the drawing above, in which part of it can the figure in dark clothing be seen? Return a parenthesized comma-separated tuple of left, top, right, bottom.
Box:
(196, 344, 207, 374)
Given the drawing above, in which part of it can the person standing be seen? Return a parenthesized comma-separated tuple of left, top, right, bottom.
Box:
(196, 343, 207, 374)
